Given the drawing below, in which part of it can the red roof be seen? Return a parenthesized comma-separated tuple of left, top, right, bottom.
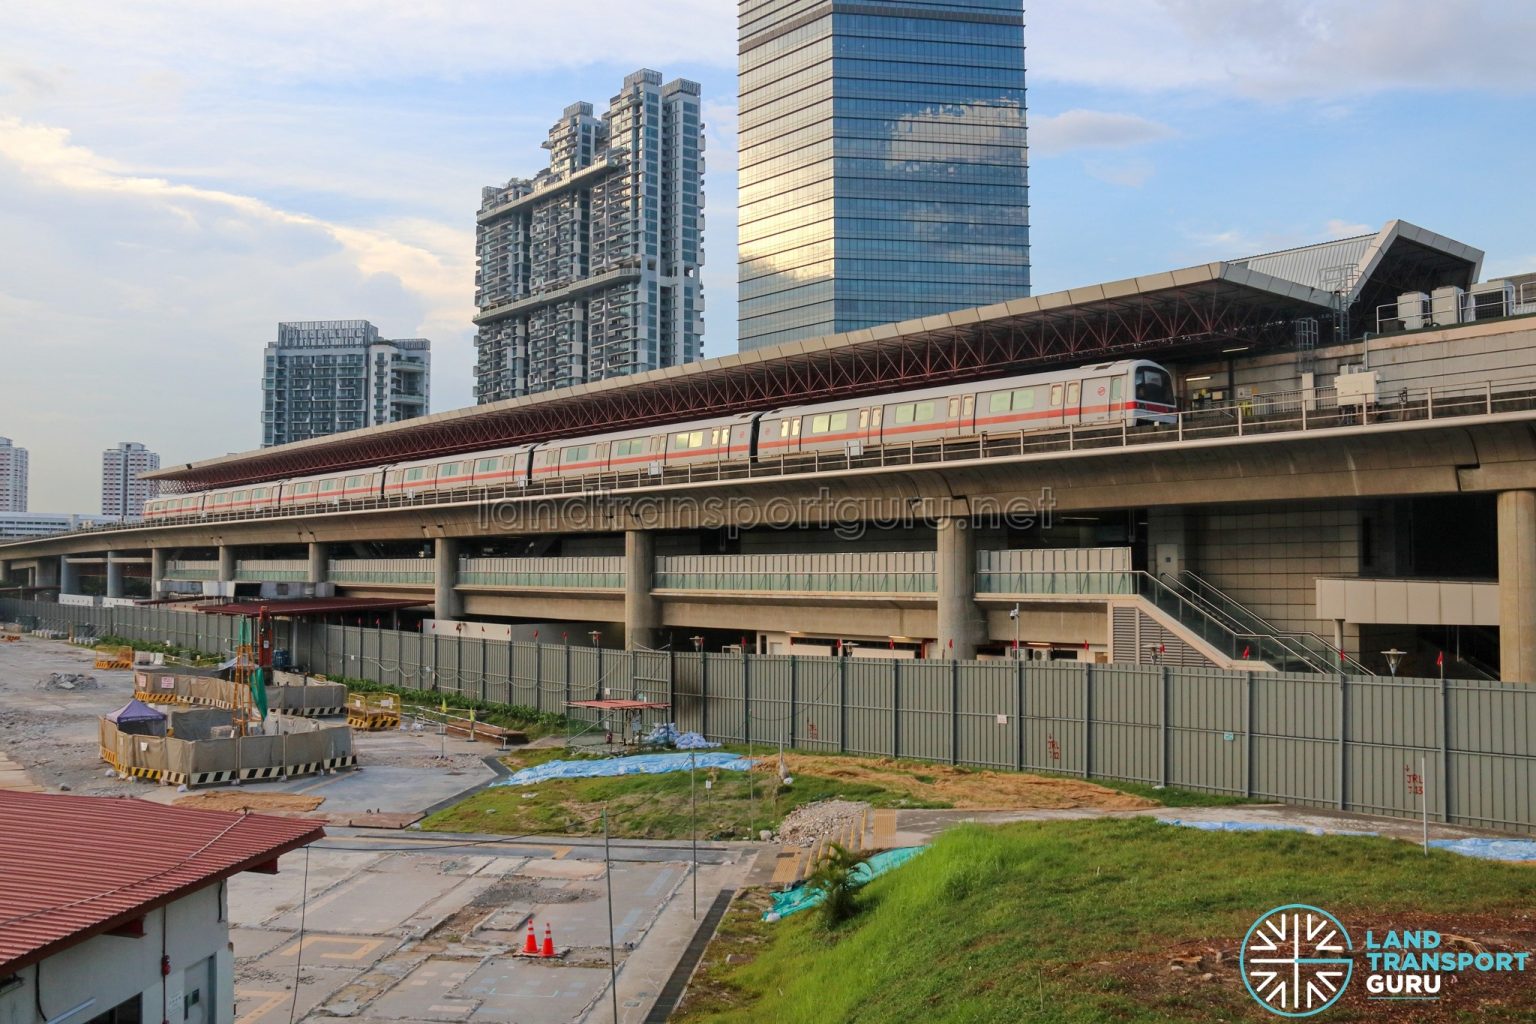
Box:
(0, 791, 324, 972)
(195, 597, 428, 617)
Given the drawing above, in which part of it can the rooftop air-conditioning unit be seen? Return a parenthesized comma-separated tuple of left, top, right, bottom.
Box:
(1396, 291, 1429, 331)
(1430, 286, 1465, 328)
(1468, 280, 1514, 321)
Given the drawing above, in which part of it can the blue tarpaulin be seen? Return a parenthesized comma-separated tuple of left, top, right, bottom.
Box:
(1427, 838, 1536, 862)
(493, 751, 756, 787)
(765, 847, 926, 920)
(1158, 818, 1308, 834)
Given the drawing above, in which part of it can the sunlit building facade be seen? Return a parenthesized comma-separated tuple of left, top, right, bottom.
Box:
(738, 0, 1031, 351)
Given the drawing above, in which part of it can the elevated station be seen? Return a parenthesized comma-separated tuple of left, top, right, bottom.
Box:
(5, 220, 1536, 681)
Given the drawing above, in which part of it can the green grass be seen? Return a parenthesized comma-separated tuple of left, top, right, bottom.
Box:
(675, 818, 1536, 1023)
(1039, 774, 1258, 808)
(332, 676, 570, 738)
(420, 759, 950, 840)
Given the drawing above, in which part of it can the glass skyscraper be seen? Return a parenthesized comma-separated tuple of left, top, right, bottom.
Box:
(738, 0, 1030, 351)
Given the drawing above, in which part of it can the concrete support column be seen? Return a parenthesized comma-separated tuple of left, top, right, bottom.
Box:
(935, 517, 985, 660)
(307, 542, 330, 585)
(0, 559, 9, 586)
(59, 557, 79, 596)
(151, 549, 169, 599)
(218, 545, 237, 583)
(105, 553, 125, 600)
(36, 558, 59, 591)
(1498, 489, 1536, 683)
(624, 530, 660, 650)
(434, 538, 461, 622)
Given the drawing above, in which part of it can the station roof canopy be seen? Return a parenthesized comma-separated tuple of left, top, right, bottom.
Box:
(148, 219, 1482, 492)
(0, 790, 323, 973)
(195, 597, 429, 618)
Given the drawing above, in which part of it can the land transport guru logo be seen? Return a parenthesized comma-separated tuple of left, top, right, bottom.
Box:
(1239, 903, 1531, 1017)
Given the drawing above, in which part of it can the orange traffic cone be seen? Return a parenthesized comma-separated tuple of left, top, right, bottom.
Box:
(523, 921, 538, 955)
(541, 923, 556, 958)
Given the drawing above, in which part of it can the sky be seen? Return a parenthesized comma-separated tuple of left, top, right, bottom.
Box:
(2, 1, 1534, 511)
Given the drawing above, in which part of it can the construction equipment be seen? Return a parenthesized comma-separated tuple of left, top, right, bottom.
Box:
(347, 691, 402, 731)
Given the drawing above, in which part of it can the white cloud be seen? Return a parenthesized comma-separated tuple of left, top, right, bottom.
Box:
(0, 116, 474, 510)
(1030, 0, 1536, 98)
(1030, 110, 1173, 157)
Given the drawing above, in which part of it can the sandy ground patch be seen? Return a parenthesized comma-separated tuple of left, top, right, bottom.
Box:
(174, 791, 326, 813)
(767, 753, 1157, 810)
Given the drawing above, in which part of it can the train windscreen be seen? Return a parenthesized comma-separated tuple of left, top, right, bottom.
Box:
(1135, 367, 1173, 406)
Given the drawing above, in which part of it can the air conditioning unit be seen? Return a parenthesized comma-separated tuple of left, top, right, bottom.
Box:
(1335, 369, 1380, 409)
(1396, 291, 1429, 331)
(1468, 280, 1514, 321)
(1430, 286, 1465, 328)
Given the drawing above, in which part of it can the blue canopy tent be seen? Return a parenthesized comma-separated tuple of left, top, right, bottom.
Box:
(105, 698, 168, 737)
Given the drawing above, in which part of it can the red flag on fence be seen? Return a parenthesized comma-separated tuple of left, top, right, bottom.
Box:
(890, 637, 896, 650)
(1242, 645, 1251, 659)
(1082, 639, 1089, 651)
(533, 629, 539, 641)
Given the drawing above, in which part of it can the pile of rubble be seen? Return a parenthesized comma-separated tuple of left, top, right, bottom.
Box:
(37, 673, 101, 691)
(774, 799, 869, 848)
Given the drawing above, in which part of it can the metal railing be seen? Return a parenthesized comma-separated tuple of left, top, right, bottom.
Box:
(166, 561, 218, 581)
(1165, 571, 1370, 675)
(17, 369, 1536, 544)
(975, 570, 1135, 596)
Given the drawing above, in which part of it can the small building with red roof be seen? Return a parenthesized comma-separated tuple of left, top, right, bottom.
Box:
(0, 791, 323, 1024)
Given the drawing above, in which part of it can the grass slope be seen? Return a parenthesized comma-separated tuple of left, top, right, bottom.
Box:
(420, 766, 948, 840)
(677, 818, 1536, 1023)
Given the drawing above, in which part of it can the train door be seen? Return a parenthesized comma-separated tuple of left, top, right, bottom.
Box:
(1065, 380, 1084, 423)
(1084, 376, 1113, 422)
(961, 393, 976, 433)
(1048, 382, 1066, 425)
(595, 440, 611, 473)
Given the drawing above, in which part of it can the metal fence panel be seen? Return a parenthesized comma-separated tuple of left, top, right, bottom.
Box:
(1021, 663, 1087, 777)
(793, 657, 843, 753)
(956, 661, 1017, 769)
(1253, 672, 1339, 808)
(844, 659, 896, 757)
(1091, 665, 1161, 784)
(896, 660, 954, 763)
(1166, 667, 1246, 794)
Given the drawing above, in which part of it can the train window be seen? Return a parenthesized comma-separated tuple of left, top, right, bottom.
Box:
(233, 490, 248, 502)
(478, 458, 499, 472)
(829, 411, 849, 432)
(691, 431, 704, 448)
(791, 419, 801, 436)
(893, 404, 914, 425)
(947, 397, 960, 418)
(1050, 384, 1063, 407)
(810, 414, 829, 434)
(320, 479, 339, 492)
(872, 407, 883, 427)
(988, 392, 1011, 413)
(858, 409, 869, 429)
(1012, 388, 1036, 410)
(1135, 367, 1173, 405)
(1110, 378, 1123, 405)
(348, 475, 366, 488)
(915, 400, 936, 421)
(442, 462, 463, 476)
(779, 420, 791, 438)
(1067, 382, 1081, 406)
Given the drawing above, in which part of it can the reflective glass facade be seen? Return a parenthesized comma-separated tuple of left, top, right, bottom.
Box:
(738, 0, 1030, 350)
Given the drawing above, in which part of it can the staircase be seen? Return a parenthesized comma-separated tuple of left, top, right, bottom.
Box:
(1164, 571, 1373, 675)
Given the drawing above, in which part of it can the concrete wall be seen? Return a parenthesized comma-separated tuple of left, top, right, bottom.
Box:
(1181, 501, 1365, 646)
(0, 884, 233, 1024)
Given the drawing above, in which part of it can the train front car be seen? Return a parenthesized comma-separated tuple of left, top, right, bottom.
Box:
(1126, 360, 1178, 425)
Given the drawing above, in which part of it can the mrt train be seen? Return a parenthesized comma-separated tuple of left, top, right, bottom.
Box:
(144, 360, 1176, 520)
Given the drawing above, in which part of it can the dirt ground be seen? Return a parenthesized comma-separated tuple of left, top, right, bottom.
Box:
(767, 753, 1158, 810)
(173, 791, 325, 813)
(0, 635, 484, 799)
(1093, 911, 1536, 1022)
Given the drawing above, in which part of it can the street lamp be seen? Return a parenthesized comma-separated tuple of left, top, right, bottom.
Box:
(691, 635, 704, 652)
(1009, 603, 1020, 659)
(589, 630, 602, 648)
(1382, 648, 1406, 677)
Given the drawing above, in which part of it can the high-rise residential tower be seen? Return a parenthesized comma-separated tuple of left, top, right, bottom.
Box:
(737, 0, 1030, 350)
(262, 320, 430, 447)
(101, 442, 159, 520)
(0, 437, 27, 512)
(474, 69, 705, 403)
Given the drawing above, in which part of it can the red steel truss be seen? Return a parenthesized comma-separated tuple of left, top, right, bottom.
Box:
(156, 278, 1326, 491)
